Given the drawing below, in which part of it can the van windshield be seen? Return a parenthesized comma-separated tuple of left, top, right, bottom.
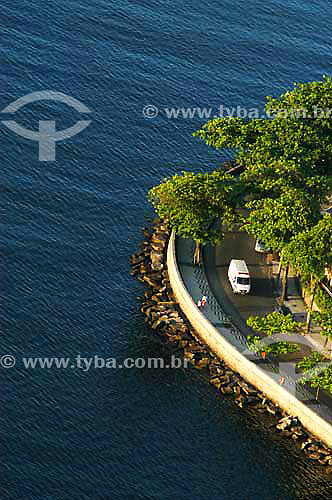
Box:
(237, 277, 250, 285)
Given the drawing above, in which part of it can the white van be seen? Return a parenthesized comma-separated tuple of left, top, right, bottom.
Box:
(228, 259, 251, 294)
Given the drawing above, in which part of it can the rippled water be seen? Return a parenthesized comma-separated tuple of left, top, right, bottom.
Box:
(1, 0, 332, 498)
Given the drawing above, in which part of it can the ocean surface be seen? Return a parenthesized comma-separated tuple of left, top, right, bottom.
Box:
(1, 0, 332, 498)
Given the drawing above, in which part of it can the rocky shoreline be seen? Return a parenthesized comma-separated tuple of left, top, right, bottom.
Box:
(130, 218, 332, 470)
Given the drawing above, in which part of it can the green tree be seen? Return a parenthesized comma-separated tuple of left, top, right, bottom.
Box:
(240, 159, 331, 202)
(148, 170, 244, 249)
(283, 214, 332, 327)
(247, 335, 299, 357)
(244, 189, 320, 302)
(245, 189, 320, 252)
(194, 76, 332, 180)
(246, 311, 301, 357)
(247, 311, 302, 335)
(297, 351, 332, 399)
(311, 311, 332, 347)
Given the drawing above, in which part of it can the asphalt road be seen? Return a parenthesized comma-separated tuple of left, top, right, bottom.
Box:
(204, 231, 278, 336)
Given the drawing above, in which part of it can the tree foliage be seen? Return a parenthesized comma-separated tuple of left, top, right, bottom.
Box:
(246, 312, 301, 356)
(241, 159, 331, 201)
(314, 286, 332, 314)
(311, 310, 332, 343)
(194, 76, 332, 180)
(148, 170, 244, 245)
(297, 351, 332, 394)
(247, 311, 302, 335)
(247, 335, 299, 357)
(244, 189, 320, 252)
(282, 214, 332, 282)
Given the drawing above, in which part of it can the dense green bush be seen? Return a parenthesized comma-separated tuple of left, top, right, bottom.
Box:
(314, 286, 332, 313)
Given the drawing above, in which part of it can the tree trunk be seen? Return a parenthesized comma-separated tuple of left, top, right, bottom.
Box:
(280, 264, 289, 304)
(315, 386, 320, 401)
(194, 240, 201, 265)
(277, 259, 283, 281)
(306, 279, 317, 333)
(277, 248, 284, 281)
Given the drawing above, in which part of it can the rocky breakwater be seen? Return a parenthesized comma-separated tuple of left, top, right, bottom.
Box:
(131, 219, 332, 471)
(130, 219, 191, 345)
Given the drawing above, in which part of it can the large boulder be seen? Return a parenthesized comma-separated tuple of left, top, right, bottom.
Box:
(151, 251, 164, 271)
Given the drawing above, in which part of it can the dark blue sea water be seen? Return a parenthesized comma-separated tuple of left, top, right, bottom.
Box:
(1, 0, 332, 498)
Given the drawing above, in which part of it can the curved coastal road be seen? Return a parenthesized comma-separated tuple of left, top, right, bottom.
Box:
(203, 231, 278, 336)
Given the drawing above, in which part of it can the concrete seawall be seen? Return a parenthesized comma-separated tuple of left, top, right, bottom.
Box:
(167, 231, 332, 449)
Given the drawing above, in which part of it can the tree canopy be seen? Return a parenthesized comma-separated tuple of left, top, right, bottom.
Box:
(194, 76, 332, 180)
(282, 214, 332, 282)
(247, 311, 302, 335)
(240, 159, 331, 201)
(244, 188, 321, 252)
(148, 170, 244, 245)
(297, 351, 332, 395)
(246, 312, 301, 356)
(311, 311, 332, 345)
